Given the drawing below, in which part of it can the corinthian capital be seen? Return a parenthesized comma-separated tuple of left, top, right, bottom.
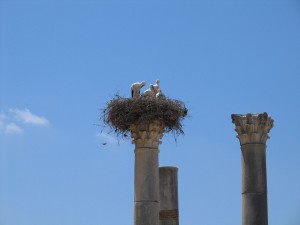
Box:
(231, 112, 274, 145)
(130, 121, 164, 148)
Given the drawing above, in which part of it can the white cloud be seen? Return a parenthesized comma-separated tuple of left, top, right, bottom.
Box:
(0, 108, 49, 135)
(4, 123, 23, 134)
(10, 108, 49, 126)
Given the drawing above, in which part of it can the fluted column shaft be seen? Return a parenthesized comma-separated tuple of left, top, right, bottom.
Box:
(232, 112, 274, 225)
(131, 122, 164, 225)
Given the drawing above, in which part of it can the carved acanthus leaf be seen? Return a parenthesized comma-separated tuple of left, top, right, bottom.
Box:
(231, 112, 274, 145)
(130, 121, 164, 148)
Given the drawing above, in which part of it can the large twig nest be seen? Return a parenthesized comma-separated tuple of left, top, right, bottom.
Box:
(101, 95, 188, 138)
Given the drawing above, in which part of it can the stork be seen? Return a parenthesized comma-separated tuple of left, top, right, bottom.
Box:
(143, 85, 156, 97)
(131, 81, 146, 98)
(156, 88, 165, 98)
(152, 79, 160, 94)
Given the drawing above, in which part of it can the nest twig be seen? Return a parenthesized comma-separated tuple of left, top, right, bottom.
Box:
(101, 95, 188, 139)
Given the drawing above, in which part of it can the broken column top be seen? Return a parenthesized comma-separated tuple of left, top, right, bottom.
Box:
(231, 112, 274, 146)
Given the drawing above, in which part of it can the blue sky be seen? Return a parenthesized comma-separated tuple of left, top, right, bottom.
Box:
(1, 0, 300, 225)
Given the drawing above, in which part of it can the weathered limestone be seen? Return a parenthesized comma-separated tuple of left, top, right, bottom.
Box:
(232, 112, 274, 225)
(159, 167, 179, 225)
(131, 121, 164, 225)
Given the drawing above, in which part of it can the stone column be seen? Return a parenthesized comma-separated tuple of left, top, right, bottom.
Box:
(159, 166, 179, 225)
(131, 121, 164, 225)
(231, 112, 274, 225)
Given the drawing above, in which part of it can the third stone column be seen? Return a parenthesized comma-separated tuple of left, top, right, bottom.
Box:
(232, 112, 274, 225)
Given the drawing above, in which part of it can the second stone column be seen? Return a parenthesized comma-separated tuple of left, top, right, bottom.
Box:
(159, 166, 179, 225)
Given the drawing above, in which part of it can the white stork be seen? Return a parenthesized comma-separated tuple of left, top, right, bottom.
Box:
(156, 88, 165, 98)
(131, 81, 146, 98)
(143, 84, 156, 97)
(152, 79, 160, 94)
